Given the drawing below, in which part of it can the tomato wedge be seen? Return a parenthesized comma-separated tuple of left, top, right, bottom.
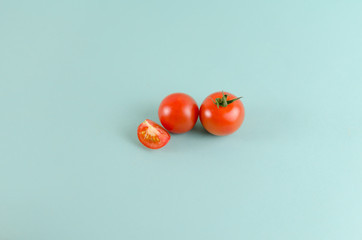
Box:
(137, 119, 170, 149)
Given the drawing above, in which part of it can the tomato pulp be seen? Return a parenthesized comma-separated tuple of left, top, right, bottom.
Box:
(137, 119, 170, 149)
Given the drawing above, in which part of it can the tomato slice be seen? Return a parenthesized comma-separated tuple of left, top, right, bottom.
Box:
(137, 119, 170, 149)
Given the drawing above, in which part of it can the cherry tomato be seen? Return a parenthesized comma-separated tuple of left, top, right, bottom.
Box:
(158, 93, 199, 134)
(137, 119, 170, 149)
(199, 91, 245, 136)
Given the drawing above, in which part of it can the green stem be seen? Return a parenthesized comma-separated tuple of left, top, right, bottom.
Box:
(212, 91, 242, 108)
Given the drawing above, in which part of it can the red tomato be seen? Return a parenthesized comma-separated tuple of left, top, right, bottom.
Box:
(200, 91, 245, 136)
(158, 93, 199, 134)
(137, 119, 170, 149)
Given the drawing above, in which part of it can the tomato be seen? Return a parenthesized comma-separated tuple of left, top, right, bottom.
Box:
(158, 93, 199, 134)
(199, 91, 244, 136)
(137, 119, 170, 149)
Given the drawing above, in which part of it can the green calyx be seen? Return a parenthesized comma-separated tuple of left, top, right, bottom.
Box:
(210, 91, 242, 108)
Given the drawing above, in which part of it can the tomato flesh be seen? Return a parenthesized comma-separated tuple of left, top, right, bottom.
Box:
(200, 92, 245, 136)
(137, 119, 170, 149)
(158, 93, 199, 134)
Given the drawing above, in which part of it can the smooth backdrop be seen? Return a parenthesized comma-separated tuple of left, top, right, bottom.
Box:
(1, 0, 362, 239)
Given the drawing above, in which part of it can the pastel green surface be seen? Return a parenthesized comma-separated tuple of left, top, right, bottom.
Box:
(1, 1, 362, 239)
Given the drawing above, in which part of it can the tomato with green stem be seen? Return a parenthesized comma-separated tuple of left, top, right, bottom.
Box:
(137, 119, 170, 149)
(199, 91, 244, 136)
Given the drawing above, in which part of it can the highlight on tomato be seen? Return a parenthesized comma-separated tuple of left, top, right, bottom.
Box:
(199, 91, 245, 136)
(137, 119, 170, 149)
(158, 93, 199, 134)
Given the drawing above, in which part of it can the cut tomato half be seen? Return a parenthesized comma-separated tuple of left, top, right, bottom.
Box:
(137, 119, 170, 149)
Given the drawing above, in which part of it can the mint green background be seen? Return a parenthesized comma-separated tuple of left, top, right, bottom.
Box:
(1, 1, 362, 239)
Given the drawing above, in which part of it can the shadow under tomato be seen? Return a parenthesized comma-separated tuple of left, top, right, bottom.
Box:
(190, 120, 208, 134)
(183, 120, 217, 138)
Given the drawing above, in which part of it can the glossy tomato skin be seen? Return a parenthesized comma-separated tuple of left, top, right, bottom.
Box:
(158, 93, 199, 134)
(200, 92, 245, 136)
(137, 119, 170, 149)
